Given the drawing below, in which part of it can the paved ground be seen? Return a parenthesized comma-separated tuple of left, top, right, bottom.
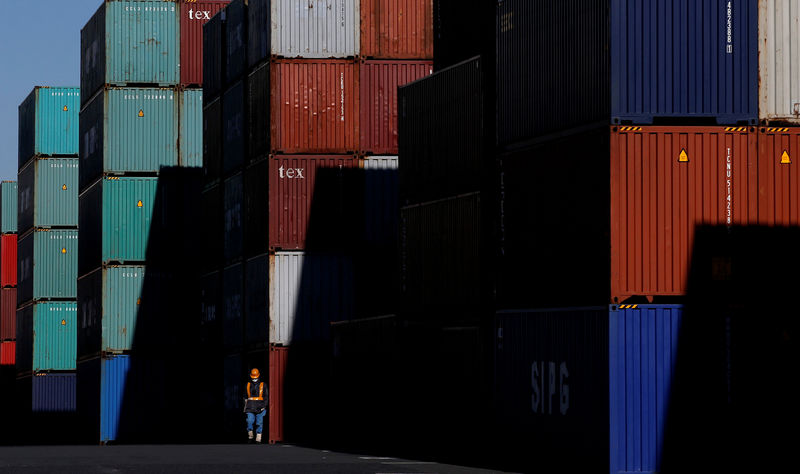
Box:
(0, 444, 515, 473)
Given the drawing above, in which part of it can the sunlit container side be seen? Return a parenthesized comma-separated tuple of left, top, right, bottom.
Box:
(361, 0, 433, 59)
(268, 156, 360, 250)
(222, 353, 243, 435)
(756, 127, 800, 224)
(269, 345, 287, 443)
(203, 97, 223, 186)
(244, 159, 268, 258)
(496, 0, 609, 146)
(15, 302, 77, 372)
(610, 126, 758, 302)
(17, 87, 79, 169)
(1, 234, 17, 287)
(360, 61, 432, 155)
(247, 63, 270, 162)
(203, 9, 226, 101)
(179, 89, 203, 168)
(80, 1, 179, 106)
(223, 81, 247, 175)
(223, 263, 244, 351)
(199, 271, 222, 347)
(271, 60, 359, 153)
(0, 341, 14, 366)
(180, 1, 230, 87)
(0, 181, 17, 233)
(247, 0, 270, 68)
(78, 177, 157, 275)
(79, 88, 179, 190)
(271, 0, 359, 58)
(223, 173, 244, 264)
(758, 0, 800, 123)
(225, 0, 247, 85)
(17, 230, 78, 303)
(611, 0, 757, 124)
(398, 57, 484, 205)
(31, 372, 76, 413)
(245, 254, 268, 348)
(17, 158, 79, 234)
(1, 288, 15, 340)
(432, 0, 495, 71)
(269, 251, 355, 345)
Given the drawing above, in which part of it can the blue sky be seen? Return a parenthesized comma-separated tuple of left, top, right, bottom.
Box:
(0, 0, 100, 181)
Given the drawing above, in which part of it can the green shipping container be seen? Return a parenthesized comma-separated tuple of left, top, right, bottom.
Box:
(17, 229, 78, 303)
(16, 301, 77, 372)
(18, 158, 79, 234)
(0, 181, 17, 233)
(17, 87, 80, 169)
(180, 89, 203, 168)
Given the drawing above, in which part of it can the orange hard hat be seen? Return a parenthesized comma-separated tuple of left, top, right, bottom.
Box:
(250, 368, 260, 379)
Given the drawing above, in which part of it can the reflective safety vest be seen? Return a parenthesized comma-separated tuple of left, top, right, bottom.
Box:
(244, 380, 267, 413)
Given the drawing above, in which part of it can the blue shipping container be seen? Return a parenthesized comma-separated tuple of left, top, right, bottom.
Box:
(17, 157, 79, 234)
(611, 0, 757, 124)
(32, 372, 77, 413)
(17, 229, 79, 303)
(0, 181, 17, 233)
(180, 89, 203, 168)
(17, 87, 80, 169)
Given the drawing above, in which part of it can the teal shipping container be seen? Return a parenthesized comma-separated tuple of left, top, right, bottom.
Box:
(17, 87, 80, 169)
(17, 229, 78, 303)
(1, 181, 17, 233)
(79, 88, 179, 190)
(78, 177, 156, 276)
(18, 158, 79, 234)
(16, 301, 77, 372)
(80, 1, 179, 106)
(180, 89, 203, 168)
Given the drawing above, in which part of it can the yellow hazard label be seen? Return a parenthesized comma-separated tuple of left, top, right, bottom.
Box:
(619, 304, 639, 309)
(62, 184, 67, 190)
(137, 298, 141, 305)
(767, 127, 789, 132)
(61, 248, 66, 254)
(679, 149, 689, 162)
(138, 109, 144, 117)
(724, 127, 747, 132)
(619, 126, 642, 132)
(137, 200, 143, 207)
(61, 319, 66, 326)
(781, 150, 791, 164)
(63, 106, 68, 112)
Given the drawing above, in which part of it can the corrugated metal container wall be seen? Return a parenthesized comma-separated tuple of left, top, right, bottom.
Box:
(17, 230, 78, 302)
(610, 126, 757, 302)
(244, 160, 269, 258)
(360, 60, 432, 155)
(363, 156, 399, 247)
(201, 185, 223, 273)
(361, 0, 433, 59)
(79, 88, 179, 190)
(0, 341, 14, 366)
(758, 0, 800, 123)
(18, 158, 79, 234)
(223, 173, 244, 263)
(203, 10, 225, 101)
(496, 0, 609, 146)
(32, 372, 76, 413)
(495, 308, 610, 472)
(0, 182, 17, 233)
(271, 0, 359, 58)
(432, 0, 495, 71)
(78, 177, 157, 276)
(32, 302, 77, 372)
(1, 288, 16, 340)
(17, 87, 80, 168)
(225, 0, 247, 84)
(756, 127, 800, 224)
(223, 353, 243, 435)
(203, 97, 223, 185)
(199, 271, 221, 347)
(271, 60, 359, 153)
(223, 263, 244, 350)
(269, 345, 287, 443)
(180, 1, 230, 87)
(223, 81, 247, 175)
(1, 234, 17, 287)
(609, 304, 682, 474)
(611, 0, 758, 124)
(180, 89, 203, 168)
(80, 1, 179, 106)
(247, 0, 270, 68)
(247, 63, 270, 162)
(269, 252, 354, 344)
(16, 305, 32, 370)
(398, 57, 483, 205)
(245, 254, 268, 347)
(268, 156, 359, 250)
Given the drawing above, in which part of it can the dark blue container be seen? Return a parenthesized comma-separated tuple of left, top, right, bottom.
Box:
(32, 372, 76, 413)
(611, 0, 757, 124)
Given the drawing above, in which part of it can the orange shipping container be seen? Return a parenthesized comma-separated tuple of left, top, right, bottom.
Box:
(271, 60, 359, 154)
(361, 0, 433, 59)
(756, 127, 800, 226)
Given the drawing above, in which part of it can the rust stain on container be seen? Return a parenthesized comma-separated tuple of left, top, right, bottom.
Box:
(361, 0, 433, 59)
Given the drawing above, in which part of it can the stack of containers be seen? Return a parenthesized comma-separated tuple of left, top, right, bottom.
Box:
(0, 182, 17, 369)
(76, 0, 211, 444)
(15, 86, 80, 423)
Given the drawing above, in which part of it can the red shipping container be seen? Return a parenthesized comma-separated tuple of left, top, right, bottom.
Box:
(361, 0, 433, 59)
(268, 156, 359, 250)
(180, 1, 230, 87)
(1, 234, 16, 287)
(271, 60, 359, 154)
(0, 341, 14, 366)
(269, 345, 287, 444)
(757, 127, 800, 226)
(611, 126, 758, 302)
(1, 288, 15, 340)
(360, 60, 432, 154)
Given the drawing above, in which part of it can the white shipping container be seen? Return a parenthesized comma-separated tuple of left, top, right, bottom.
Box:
(271, 0, 359, 58)
(759, 0, 800, 122)
(269, 252, 354, 344)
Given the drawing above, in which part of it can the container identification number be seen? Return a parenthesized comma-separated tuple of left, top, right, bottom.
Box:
(726, 1, 733, 53)
(726, 146, 732, 226)
(531, 360, 569, 416)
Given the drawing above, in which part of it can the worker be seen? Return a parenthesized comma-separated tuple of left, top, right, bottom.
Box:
(244, 368, 268, 443)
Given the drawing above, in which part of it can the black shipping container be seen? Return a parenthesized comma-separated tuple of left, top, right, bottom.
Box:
(203, 11, 225, 102)
(433, 0, 495, 72)
(199, 271, 222, 349)
(203, 98, 223, 187)
(78, 92, 103, 191)
(244, 254, 268, 348)
(224, 0, 247, 85)
(222, 263, 243, 352)
(247, 63, 270, 163)
(243, 159, 268, 259)
(201, 184, 223, 274)
(247, 0, 270, 69)
(222, 80, 247, 176)
(223, 172, 244, 265)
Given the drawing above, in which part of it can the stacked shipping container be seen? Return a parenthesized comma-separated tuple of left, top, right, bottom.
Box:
(0, 182, 17, 370)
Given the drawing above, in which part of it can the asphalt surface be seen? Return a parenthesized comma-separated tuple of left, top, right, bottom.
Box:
(0, 444, 515, 473)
